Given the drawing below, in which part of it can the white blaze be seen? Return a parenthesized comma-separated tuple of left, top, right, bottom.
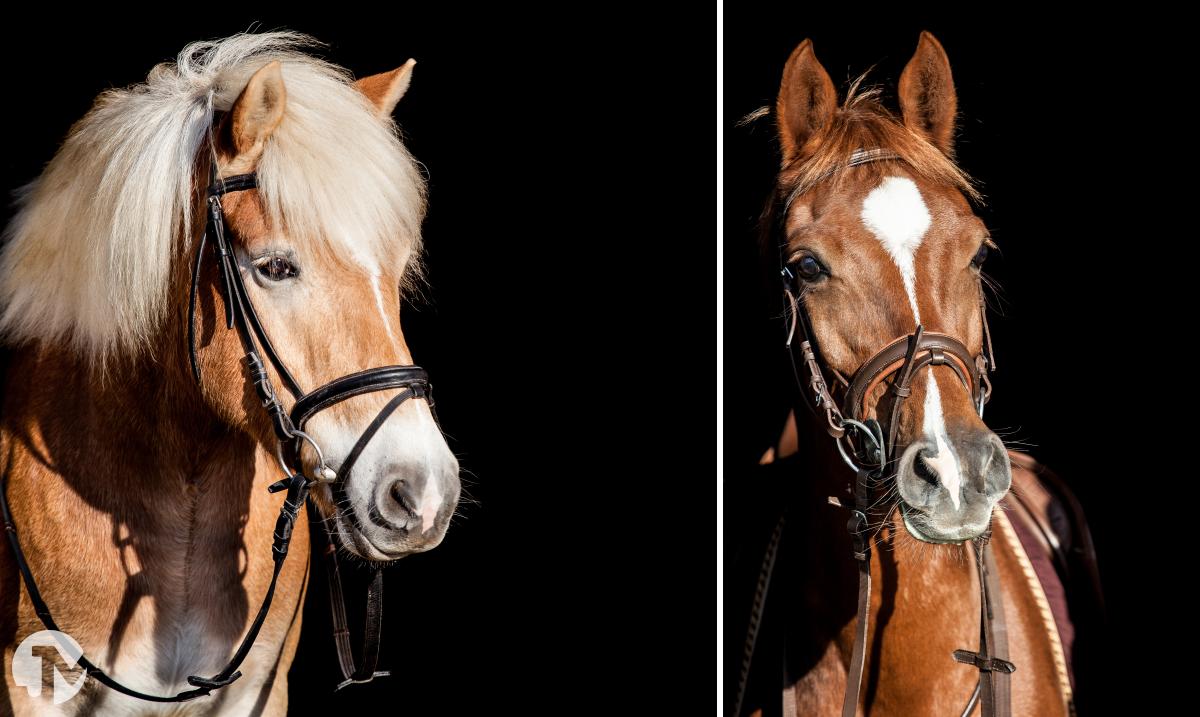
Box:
(861, 176, 962, 506)
(860, 176, 931, 322)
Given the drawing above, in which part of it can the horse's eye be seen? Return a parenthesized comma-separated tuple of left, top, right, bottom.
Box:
(787, 254, 826, 282)
(971, 244, 989, 268)
(797, 255, 822, 279)
(256, 255, 299, 281)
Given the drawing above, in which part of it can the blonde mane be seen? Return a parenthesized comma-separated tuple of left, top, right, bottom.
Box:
(0, 31, 426, 359)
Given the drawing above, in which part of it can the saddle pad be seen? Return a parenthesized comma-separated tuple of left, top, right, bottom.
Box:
(1002, 454, 1076, 690)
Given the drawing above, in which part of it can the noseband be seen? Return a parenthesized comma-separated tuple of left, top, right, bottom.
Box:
(783, 281, 994, 472)
(0, 167, 431, 702)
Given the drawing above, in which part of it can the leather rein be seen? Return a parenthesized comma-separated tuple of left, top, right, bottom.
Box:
(0, 167, 429, 701)
(735, 150, 1017, 717)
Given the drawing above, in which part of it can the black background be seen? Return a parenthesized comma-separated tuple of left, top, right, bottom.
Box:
(726, 9, 1192, 712)
(0, 10, 713, 715)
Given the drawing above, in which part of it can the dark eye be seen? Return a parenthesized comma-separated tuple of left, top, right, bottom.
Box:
(971, 244, 989, 268)
(789, 254, 826, 281)
(256, 255, 299, 282)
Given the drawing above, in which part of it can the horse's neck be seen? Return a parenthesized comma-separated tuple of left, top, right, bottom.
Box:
(785, 416, 984, 699)
(0, 343, 299, 686)
(2, 343, 239, 487)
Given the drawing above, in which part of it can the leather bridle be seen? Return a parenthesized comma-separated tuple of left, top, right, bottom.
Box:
(734, 150, 1017, 717)
(0, 166, 433, 701)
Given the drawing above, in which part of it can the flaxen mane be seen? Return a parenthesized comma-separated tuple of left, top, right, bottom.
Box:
(0, 31, 426, 360)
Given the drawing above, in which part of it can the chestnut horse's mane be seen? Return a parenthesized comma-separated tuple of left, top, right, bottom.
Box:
(753, 78, 982, 259)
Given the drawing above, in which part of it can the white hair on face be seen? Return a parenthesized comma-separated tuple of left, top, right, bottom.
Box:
(860, 176, 931, 323)
(0, 31, 425, 360)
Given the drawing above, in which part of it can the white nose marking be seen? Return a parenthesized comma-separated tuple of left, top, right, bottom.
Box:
(922, 373, 962, 508)
(860, 176, 932, 323)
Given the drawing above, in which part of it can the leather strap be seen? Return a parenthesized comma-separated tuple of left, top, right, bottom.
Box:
(733, 510, 787, 717)
(328, 389, 415, 483)
(982, 542, 1013, 716)
(781, 285, 845, 440)
(841, 549, 872, 717)
(953, 540, 1015, 717)
(203, 173, 305, 400)
(840, 467, 874, 717)
(291, 367, 429, 432)
(308, 501, 390, 690)
(0, 469, 310, 702)
(843, 329, 979, 424)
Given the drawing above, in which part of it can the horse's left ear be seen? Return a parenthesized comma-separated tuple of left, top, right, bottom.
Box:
(899, 32, 957, 156)
(355, 60, 416, 117)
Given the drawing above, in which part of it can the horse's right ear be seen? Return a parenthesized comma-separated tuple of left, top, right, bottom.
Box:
(776, 39, 837, 166)
(227, 61, 287, 174)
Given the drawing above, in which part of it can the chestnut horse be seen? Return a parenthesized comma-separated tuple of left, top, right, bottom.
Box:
(0, 33, 459, 715)
(743, 34, 1071, 715)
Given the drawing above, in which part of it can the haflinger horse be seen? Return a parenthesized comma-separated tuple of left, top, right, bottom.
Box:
(742, 33, 1079, 716)
(0, 33, 460, 715)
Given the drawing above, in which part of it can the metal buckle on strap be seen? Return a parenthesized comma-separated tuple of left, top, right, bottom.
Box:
(952, 649, 1017, 674)
(335, 671, 391, 691)
(273, 431, 336, 488)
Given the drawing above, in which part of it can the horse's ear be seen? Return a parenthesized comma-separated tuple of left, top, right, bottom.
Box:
(899, 32, 957, 156)
(355, 60, 416, 118)
(230, 60, 287, 168)
(776, 39, 838, 166)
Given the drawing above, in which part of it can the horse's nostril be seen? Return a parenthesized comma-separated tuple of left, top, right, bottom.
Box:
(389, 480, 418, 516)
(913, 451, 939, 486)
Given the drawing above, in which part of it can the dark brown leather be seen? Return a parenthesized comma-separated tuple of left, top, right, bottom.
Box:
(982, 542, 1014, 716)
(841, 557, 872, 717)
(840, 467, 875, 717)
(843, 330, 979, 422)
(950, 541, 1014, 717)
